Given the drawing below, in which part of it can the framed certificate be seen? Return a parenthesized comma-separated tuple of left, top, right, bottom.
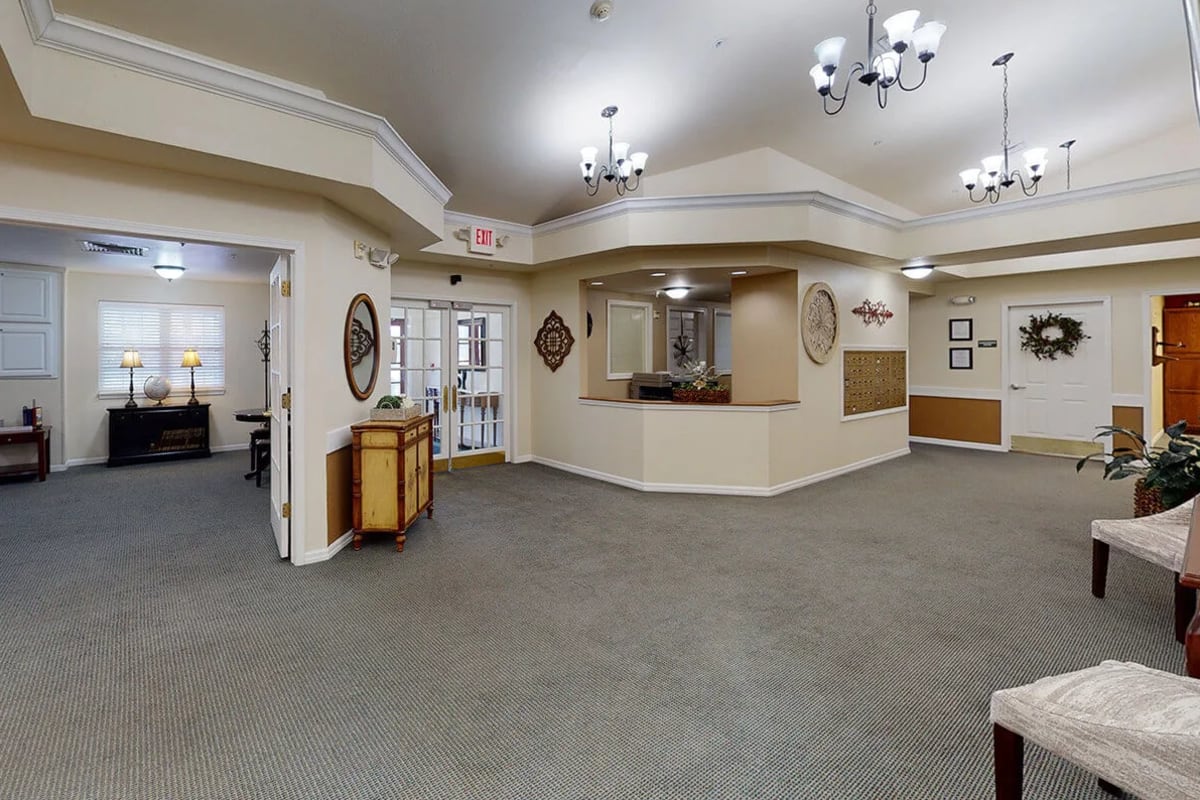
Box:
(949, 318, 974, 341)
(949, 347, 973, 370)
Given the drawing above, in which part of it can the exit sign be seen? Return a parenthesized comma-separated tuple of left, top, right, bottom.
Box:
(469, 225, 496, 255)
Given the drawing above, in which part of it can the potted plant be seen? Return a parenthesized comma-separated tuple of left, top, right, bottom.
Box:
(1075, 420, 1200, 514)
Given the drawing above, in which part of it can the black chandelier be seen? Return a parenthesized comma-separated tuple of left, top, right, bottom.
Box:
(579, 106, 648, 196)
(809, 2, 947, 115)
(958, 53, 1048, 204)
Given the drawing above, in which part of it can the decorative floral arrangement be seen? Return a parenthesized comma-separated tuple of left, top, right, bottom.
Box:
(851, 299, 894, 327)
(1019, 312, 1089, 360)
(673, 361, 729, 403)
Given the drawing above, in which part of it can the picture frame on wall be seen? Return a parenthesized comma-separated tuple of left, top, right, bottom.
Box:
(949, 318, 974, 341)
(949, 347, 974, 370)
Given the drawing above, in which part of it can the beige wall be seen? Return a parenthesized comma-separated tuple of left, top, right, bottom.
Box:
(63, 271, 268, 463)
(1151, 293, 1165, 440)
(732, 272, 798, 402)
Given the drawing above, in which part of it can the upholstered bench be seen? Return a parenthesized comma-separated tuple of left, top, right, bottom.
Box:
(991, 660, 1200, 799)
(1092, 499, 1196, 642)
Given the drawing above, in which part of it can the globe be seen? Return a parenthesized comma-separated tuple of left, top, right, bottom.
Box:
(143, 375, 172, 405)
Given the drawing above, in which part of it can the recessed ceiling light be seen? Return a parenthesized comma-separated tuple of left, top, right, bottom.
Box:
(650, 272, 667, 277)
(589, 280, 604, 286)
(731, 270, 748, 276)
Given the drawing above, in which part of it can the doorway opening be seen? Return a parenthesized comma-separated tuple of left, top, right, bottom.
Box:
(1150, 292, 1200, 443)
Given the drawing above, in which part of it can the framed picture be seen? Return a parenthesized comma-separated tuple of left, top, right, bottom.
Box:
(949, 318, 974, 341)
(949, 347, 974, 370)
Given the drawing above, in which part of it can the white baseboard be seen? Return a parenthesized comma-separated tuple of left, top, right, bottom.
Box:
(212, 443, 245, 454)
(60, 443, 246, 470)
(65, 456, 106, 468)
(528, 447, 911, 497)
(909, 436, 1008, 453)
(510, 454, 533, 464)
(297, 529, 354, 564)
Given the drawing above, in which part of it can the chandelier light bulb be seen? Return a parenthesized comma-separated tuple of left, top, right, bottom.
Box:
(959, 169, 980, 189)
(911, 21, 946, 61)
(814, 36, 846, 72)
(873, 51, 901, 88)
(809, 64, 831, 94)
(882, 10, 921, 51)
(579, 162, 593, 179)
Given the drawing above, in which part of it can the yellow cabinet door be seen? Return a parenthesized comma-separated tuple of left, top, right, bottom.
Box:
(403, 442, 418, 526)
(417, 436, 430, 510)
(361, 447, 399, 530)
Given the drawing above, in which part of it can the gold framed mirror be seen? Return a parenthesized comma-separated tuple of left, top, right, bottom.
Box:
(344, 292, 380, 400)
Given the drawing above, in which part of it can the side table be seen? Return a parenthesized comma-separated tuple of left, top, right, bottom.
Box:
(0, 425, 51, 481)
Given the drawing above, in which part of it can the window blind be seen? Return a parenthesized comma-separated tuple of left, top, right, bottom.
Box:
(98, 301, 225, 396)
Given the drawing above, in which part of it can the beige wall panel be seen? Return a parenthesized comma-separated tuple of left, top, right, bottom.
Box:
(732, 272, 798, 402)
(909, 396, 1002, 445)
(909, 259, 1200, 396)
(325, 445, 352, 544)
(640, 409, 770, 487)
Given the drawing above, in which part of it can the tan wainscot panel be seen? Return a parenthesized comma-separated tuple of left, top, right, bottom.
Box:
(909, 396, 1002, 445)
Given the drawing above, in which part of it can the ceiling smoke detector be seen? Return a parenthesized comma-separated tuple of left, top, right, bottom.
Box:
(589, 0, 613, 22)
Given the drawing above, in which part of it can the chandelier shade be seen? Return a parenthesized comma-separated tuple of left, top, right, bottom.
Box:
(958, 53, 1048, 204)
(578, 106, 647, 197)
(809, 2, 946, 115)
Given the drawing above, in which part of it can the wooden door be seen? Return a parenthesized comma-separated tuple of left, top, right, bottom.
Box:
(403, 441, 418, 526)
(1164, 308, 1200, 433)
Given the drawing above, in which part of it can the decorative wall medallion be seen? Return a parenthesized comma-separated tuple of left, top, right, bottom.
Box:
(851, 299, 894, 327)
(535, 310, 575, 372)
(801, 282, 840, 364)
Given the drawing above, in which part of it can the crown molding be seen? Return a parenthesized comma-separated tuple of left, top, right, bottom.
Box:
(908, 168, 1200, 228)
(17, 0, 452, 206)
(532, 191, 906, 236)
(443, 210, 533, 238)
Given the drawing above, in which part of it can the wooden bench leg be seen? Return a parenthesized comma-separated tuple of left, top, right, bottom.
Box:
(994, 723, 1023, 800)
(1175, 575, 1196, 645)
(1097, 778, 1123, 796)
(1092, 540, 1109, 598)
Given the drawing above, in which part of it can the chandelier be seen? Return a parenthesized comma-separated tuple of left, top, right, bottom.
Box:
(579, 106, 648, 196)
(958, 53, 1048, 204)
(809, 2, 946, 115)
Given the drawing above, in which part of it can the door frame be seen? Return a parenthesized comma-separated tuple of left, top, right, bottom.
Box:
(390, 293, 518, 466)
(0, 204, 307, 565)
(1142, 285, 1200, 444)
(1000, 296, 1112, 452)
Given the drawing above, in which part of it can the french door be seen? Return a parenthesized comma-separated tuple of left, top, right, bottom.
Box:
(389, 299, 508, 468)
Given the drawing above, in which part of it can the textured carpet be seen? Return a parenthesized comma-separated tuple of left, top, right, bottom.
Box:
(0, 446, 1187, 799)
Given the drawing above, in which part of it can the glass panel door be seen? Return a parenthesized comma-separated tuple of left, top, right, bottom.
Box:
(392, 300, 508, 466)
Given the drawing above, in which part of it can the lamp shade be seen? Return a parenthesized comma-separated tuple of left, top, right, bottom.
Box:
(120, 349, 143, 368)
(814, 37, 846, 71)
(882, 10, 921, 49)
(911, 21, 946, 59)
(180, 348, 202, 368)
(959, 168, 981, 188)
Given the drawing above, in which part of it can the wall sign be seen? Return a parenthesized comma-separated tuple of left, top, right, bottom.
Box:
(978, 340, 998, 348)
(469, 225, 496, 255)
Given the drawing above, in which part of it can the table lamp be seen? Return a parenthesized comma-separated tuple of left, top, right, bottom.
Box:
(120, 349, 143, 408)
(180, 348, 202, 405)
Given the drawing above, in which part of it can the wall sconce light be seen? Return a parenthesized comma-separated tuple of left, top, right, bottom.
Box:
(367, 248, 400, 268)
(949, 295, 976, 305)
(180, 348, 202, 405)
(120, 348, 143, 408)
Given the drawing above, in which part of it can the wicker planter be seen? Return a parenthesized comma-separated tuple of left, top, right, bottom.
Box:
(672, 388, 731, 404)
(1134, 478, 1166, 518)
(369, 406, 421, 421)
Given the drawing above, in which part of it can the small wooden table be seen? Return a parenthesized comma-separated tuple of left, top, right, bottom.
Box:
(0, 425, 51, 481)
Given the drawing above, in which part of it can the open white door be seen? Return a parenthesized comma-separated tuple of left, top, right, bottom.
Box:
(268, 256, 291, 558)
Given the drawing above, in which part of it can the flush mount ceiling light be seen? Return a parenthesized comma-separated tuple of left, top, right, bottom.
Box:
(650, 272, 667, 277)
(958, 53, 1049, 204)
(153, 265, 185, 281)
(901, 264, 934, 279)
(809, 2, 946, 115)
(579, 106, 648, 197)
(664, 286, 691, 299)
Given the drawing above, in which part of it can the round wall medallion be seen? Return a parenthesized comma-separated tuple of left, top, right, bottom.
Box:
(801, 281, 839, 364)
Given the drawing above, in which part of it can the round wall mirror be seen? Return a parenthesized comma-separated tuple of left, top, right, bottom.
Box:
(344, 292, 380, 400)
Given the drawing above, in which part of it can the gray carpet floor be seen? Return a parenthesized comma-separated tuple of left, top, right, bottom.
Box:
(0, 445, 1186, 799)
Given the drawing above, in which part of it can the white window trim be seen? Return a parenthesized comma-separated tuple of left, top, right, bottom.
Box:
(713, 309, 733, 376)
(607, 298, 654, 380)
(664, 304, 709, 372)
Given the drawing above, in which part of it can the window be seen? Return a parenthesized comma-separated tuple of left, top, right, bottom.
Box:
(713, 310, 732, 374)
(607, 299, 652, 379)
(666, 306, 708, 370)
(98, 301, 225, 396)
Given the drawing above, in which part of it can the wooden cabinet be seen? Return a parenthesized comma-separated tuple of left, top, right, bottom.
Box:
(107, 404, 211, 466)
(351, 415, 434, 552)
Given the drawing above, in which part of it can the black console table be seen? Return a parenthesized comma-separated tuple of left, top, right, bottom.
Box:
(107, 404, 211, 467)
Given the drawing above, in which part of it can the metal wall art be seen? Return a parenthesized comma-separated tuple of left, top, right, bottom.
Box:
(851, 299, 894, 326)
(535, 310, 575, 372)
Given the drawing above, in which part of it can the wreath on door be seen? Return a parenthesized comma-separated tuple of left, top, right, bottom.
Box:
(1019, 312, 1089, 360)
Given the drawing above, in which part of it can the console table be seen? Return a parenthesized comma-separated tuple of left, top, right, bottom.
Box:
(107, 404, 210, 467)
(0, 425, 51, 481)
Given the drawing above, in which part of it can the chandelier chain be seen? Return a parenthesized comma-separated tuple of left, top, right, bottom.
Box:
(865, 1, 877, 15)
(1001, 62, 1010, 167)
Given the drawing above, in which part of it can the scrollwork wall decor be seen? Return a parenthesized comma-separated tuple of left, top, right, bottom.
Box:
(801, 282, 840, 365)
(535, 310, 575, 372)
(851, 299, 894, 327)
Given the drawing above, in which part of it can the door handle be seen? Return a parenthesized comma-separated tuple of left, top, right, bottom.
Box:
(452, 385, 458, 407)
(442, 385, 449, 412)
(1009, 384, 1027, 390)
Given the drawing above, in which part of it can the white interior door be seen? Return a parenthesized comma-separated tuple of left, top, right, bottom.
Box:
(390, 300, 508, 468)
(268, 256, 290, 558)
(1007, 301, 1109, 444)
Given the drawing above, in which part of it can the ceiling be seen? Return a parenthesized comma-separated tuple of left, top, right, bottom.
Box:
(0, 221, 279, 281)
(587, 265, 786, 303)
(49, 0, 1200, 226)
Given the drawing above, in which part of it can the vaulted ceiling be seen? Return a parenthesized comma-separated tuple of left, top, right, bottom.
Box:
(49, 0, 1200, 225)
